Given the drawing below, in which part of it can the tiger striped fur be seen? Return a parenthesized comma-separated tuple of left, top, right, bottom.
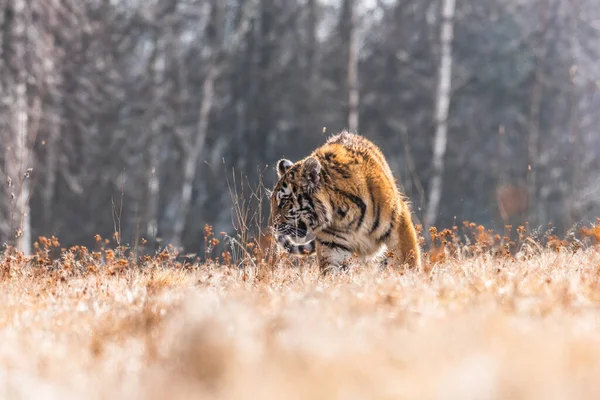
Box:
(268, 131, 422, 274)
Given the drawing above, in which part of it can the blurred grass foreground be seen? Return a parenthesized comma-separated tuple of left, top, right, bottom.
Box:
(0, 222, 599, 399)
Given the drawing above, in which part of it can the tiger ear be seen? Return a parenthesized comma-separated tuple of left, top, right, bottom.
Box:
(277, 159, 293, 178)
(302, 157, 321, 193)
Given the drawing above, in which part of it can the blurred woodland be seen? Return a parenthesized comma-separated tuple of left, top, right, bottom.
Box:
(0, 0, 599, 255)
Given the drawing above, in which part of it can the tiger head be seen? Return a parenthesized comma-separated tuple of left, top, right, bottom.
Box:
(268, 156, 327, 244)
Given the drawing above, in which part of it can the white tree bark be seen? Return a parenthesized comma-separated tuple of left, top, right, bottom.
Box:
(424, 0, 456, 229)
(7, 81, 32, 255)
(6, 0, 32, 255)
(16, 83, 31, 255)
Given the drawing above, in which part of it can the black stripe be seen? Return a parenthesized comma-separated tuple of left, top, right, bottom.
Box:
(378, 223, 393, 243)
(370, 205, 381, 233)
(377, 209, 396, 243)
(346, 147, 366, 164)
(367, 179, 380, 233)
(337, 207, 348, 218)
(322, 228, 347, 241)
(312, 197, 323, 213)
(305, 195, 315, 211)
(287, 166, 300, 180)
(320, 167, 334, 187)
(323, 152, 336, 161)
(328, 162, 351, 179)
(338, 190, 366, 229)
(322, 152, 352, 179)
(318, 240, 352, 253)
(323, 224, 351, 235)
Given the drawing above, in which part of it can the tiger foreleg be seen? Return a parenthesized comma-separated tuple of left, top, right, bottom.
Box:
(316, 242, 353, 275)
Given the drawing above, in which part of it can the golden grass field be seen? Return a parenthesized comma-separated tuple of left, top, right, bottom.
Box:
(1, 223, 600, 400)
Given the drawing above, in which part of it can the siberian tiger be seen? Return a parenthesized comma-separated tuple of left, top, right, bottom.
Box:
(268, 131, 421, 274)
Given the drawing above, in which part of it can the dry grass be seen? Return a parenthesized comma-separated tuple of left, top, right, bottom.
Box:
(1, 223, 600, 399)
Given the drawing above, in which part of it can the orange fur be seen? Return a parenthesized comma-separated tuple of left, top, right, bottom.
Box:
(269, 131, 421, 274)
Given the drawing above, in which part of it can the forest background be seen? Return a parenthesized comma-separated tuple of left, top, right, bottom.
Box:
(1, 0, 599, 256)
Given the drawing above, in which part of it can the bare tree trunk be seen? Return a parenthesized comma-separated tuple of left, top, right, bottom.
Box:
(424, 0, 456, 229)
(566, 0, 580, 229)
(526, 0, 550, 227)
(7, 0, 32, 255)
(145, 34, 166, 245)
(42, 115, 58, 232)
(347, 0, 359, 132)
(170, 65, 217, 249)
(146, 143, 160, 241)
(8, 82, 32, 255)
(42, 69, 61, 233)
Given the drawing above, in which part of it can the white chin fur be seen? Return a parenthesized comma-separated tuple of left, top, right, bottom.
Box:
(288, 233, 315, 245)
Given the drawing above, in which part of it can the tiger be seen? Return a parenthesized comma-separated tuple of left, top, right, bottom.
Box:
(268, 130, 422, 274)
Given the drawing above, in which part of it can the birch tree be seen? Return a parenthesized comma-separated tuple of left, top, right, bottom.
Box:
(0, 0, 35, 254)
(141, 0, 177, 248)
(168, 0, 257, 249)
(424, 0, 456, 229)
